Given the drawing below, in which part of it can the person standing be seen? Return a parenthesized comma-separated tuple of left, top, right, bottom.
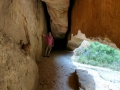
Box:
(42, 32, 54, 57)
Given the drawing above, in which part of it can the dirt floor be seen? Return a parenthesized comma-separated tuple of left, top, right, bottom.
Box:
(37, 50, 79, 90)
(36, 50, 120, 90)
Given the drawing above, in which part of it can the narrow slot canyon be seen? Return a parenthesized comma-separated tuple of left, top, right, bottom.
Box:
(37, 1, 80, 89)
(0, 0, 120, 90)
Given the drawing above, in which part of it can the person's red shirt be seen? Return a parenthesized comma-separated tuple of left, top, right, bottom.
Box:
(44, 35, 54, 46)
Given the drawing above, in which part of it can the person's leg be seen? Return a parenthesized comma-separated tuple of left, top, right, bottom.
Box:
(47, 46, 52, 57)
(45, 45, 49, 56)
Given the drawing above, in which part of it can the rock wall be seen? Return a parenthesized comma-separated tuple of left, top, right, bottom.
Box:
(0, 0, 47, 61)
(71, 0, 120, 48)
(0, 31, 38, 90)
(42, 0, 70, 38)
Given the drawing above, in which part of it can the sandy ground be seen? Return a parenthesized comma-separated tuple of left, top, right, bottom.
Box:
(37, 50, 79, 90)
(37, 50, 120, 90)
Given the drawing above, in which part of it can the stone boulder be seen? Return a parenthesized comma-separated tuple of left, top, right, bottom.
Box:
(0, 0, 47, 61)
(75, 69, 114, 90)
(67, 30, 91, 50)
(42, 0, 70, 38)
(0, 31, 38, 90)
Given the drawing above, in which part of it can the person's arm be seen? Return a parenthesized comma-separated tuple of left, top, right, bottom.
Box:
(42, 34, 46, 37)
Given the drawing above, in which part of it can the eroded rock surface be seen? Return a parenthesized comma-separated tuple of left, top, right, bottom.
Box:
(0, 31, 38, 90)
(0, 0, 47, 61)
(67, 30, 118, 50)
(42, 0, 70, 38)
(76, 69, 114, 90)
(73, 62, 120, 90)
(71, 0, 120, 48)
(67, 30, 90, 50)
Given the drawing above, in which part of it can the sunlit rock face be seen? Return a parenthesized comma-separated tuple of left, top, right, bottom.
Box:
(42, 0, 70, 38)
(67, 30, 118, 50)
(0, 0, 47, 61)
(71, 0, 120, 48)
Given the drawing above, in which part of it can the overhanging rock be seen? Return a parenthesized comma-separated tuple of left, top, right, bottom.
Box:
(42, 0, 70, 38)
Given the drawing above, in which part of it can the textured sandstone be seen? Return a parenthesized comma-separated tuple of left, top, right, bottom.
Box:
(67, 30, 118, 50)
(42, 0, 70, 38)
(71, 0, 120, 48)
(67, 30, 90, 50)
(0, 31, 38, 90)
(0, 0, 47, 61)
(76, 69, 114, 90)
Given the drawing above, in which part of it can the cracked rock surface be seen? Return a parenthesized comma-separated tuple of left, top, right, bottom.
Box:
(0, 31, 38, 90)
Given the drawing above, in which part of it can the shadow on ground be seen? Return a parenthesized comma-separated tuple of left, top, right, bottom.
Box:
(68, 72, 79, 90)
(37, 50, 96, 90)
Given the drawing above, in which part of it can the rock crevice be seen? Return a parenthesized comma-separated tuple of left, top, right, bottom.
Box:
(42, 0, 70, 38)
(0, 31, 39, 90)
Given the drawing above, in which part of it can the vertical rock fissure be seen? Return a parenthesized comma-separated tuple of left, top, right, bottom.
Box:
(20, 13, 30, 53)
(67, 0, 75, 38)
(63, 0, 75, 49)
(42, 2, 51, 33)
(36, 0, 39, 20)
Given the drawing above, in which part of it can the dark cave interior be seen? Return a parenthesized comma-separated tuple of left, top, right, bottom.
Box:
(42, 0, 75, 50)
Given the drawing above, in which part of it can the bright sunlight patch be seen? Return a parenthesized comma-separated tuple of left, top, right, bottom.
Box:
(73, 41, 120, 71)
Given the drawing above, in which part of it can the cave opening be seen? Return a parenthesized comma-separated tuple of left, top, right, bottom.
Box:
(42, 0, 75, 50)
(42, 2, 51, 32)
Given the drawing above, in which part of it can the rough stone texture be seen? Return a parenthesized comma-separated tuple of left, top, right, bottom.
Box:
(67, 30, 118, 50)
(76, 69, 95, 90)
(0, 31, 38, 90)
(0, 0, 47, 61)
(42, 0, 70, 38)
(73, 62, 120, 90)
(71, 0, 120, 48)
(76, 69, 114, 90)
(67, 30, 90, 50)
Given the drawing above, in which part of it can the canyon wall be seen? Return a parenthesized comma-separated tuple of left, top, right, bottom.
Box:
(0, 0, 47, 61)
(0, 31, 38, 90)
(71, 0, 120, 48)
(42, 0, 70, 38)
(0, 0, 46, 89)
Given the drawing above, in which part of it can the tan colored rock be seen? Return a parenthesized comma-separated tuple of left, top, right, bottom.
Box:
(0, 0, 47, 61)
(42, 0, 70, 38)
(0, 31, 38, 90)
(67, 30, 118, 50)
(67, 30, 91, 50)
(71, 0, 120, 48)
